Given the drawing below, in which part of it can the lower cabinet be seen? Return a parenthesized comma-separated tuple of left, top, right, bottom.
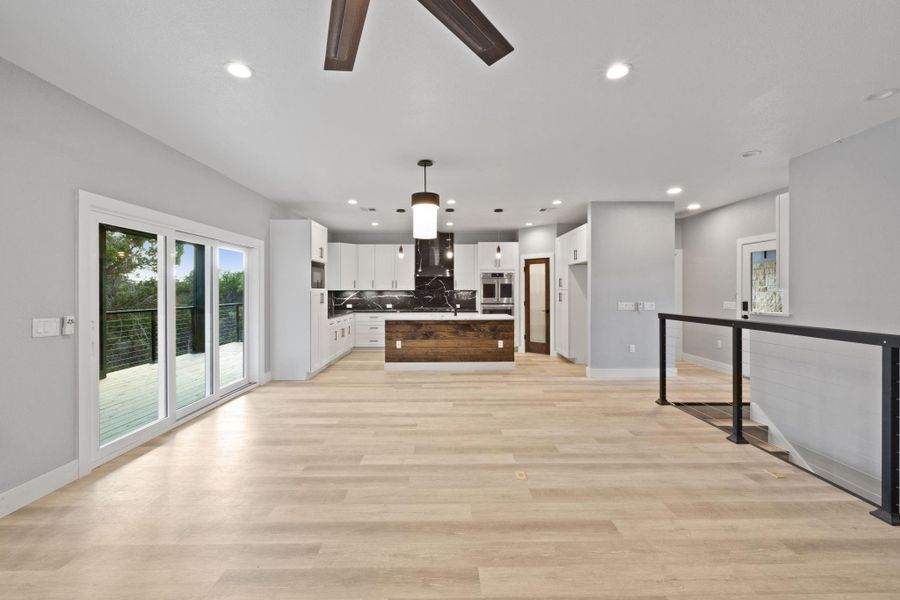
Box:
(310, 302, 355, 375)
(355, 313, 386, 347)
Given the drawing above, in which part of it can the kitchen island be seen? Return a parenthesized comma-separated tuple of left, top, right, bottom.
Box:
(383, 313, 515, 371)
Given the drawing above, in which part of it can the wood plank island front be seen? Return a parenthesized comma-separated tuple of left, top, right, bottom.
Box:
(384, 314, 515, 371)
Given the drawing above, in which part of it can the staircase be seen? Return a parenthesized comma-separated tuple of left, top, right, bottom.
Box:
(674, 403, 789, 460)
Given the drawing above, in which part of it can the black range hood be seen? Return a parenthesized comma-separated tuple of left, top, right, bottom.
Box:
(415, 232, 454, 278)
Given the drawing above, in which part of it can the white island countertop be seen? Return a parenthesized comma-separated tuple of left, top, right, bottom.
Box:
(382, 312, 513, 321)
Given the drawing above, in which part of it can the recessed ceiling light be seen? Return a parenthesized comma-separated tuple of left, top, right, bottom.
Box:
(225, 62, 253, 79)
(740, 150, 762, 158)
(551, 199, 562, 205)
(347, 198, 358, 205)
(370, 221, 379, 227)
(666, 187, 683, 196)
(493, 208, 504, 213)
(445, 208, 455, 213)
(865, 88, 899, 101)
(525, 222, 533, 227)
(687, 203, 701, 211)
(447, 199, 456, 205)
(446, 222, 454, 227)
(605, 62, 631, 80)
(396, 208, 406, 213)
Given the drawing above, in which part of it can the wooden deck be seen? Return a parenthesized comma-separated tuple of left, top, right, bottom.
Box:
(3, 352, 899, 599)
(99, 342, 244, 445)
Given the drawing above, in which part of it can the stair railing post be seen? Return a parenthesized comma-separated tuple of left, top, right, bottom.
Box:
(727, 323, 748, 444)
(656, 316, 669, 405)
(871, 344, 900, 525)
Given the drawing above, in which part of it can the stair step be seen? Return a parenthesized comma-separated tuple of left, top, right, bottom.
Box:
(751, 440, 790, 461)
(706, 418, 768, 431)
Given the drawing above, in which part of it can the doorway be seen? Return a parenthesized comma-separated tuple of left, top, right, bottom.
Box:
(524, 258, 550, 354)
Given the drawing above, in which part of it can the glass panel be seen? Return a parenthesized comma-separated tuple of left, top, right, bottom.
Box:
(175, 241, 209, 410)
(499, 283, 514, 299)
(482, 282, 496, 299)
(218, 247, 246, 388)
(750, 249, 783, 313)
(99, 225, 163, 446)
(528, 263, 547, 343)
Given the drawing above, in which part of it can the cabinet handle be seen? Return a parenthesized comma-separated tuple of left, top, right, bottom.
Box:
(559, 277, 562, 287)
(320, 293, 324, 304)
(559, 292, 562, 302)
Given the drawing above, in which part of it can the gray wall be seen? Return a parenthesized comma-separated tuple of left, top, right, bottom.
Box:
(748, 117, 900, 501)
(678, 190, 781, 365)
(517, 224, 558, 256)
(588, 202, 674, 373)
(0, 58, 287, 494)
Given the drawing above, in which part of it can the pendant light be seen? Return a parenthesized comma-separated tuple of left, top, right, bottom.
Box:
(398, 244, 404, 259)
(411, 159, 439, 239)
(495, 230, 502, 261)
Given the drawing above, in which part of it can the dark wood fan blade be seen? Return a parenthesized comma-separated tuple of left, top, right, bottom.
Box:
(417, 0, 513, 66)
(324, 0, 370, 71)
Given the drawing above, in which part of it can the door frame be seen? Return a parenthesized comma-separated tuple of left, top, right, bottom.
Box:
(674, 249, 683, 360)
(523, 257, 551, 354)
(518, 252, 554, 353)
(77, 190, 265, 477)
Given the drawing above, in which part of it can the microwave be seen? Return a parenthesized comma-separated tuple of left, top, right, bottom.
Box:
(311, 263, 325, 289)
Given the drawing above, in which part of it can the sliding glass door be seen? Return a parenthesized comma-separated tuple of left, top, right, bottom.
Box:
(217, 247, 248, 392)
(92, 215, 254, 461)
(98, 222, 166, 447)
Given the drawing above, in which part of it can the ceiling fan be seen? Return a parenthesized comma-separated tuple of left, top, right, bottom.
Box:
(324, 0, 514, 71)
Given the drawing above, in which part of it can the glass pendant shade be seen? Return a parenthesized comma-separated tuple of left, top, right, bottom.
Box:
(411, 191, 439, 239)
(495, 244, 502, 260)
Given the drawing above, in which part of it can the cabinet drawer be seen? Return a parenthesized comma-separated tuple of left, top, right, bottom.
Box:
(355, 336, 385, 347)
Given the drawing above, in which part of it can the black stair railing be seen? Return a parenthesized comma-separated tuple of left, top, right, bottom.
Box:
(658, 313, 900, 526)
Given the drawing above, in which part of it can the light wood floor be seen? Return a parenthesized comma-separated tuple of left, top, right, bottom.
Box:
(2, 351, 899, 599)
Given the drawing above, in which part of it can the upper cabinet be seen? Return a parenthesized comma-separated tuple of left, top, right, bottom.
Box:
(311, 221, 328, 263)
(478, 242, 519, 271)
(357, 244, 376, 290)
(453, 244, 478, 290)
(395, 241, 415, 290)
(569, 224, 587, 265)
(555, 236, 569, 290)
(374, 245, 396, 289)
(327, 243, 358, 290)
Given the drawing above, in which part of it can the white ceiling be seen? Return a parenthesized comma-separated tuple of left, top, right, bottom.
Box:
(1, 1, 899, 233)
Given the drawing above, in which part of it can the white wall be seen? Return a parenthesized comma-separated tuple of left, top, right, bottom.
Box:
(0, 58, 287, 495)
(748, 117, 900, 501)
(517, 224, 557, 256)
(679, 190, 781, 366)
(587, 202, 674, 376)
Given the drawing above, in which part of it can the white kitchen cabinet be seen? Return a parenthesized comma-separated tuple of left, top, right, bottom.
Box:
(311, 221, 328, 264)
(357, 244, 376, 290)
(355, 313, 386, 347)
(453, 244, 478, 290)
(555, 289, 569, 358)
(395, 241, 415, 290)
(555, 236, 568, 290)
(568, 224, 587, 265)
(478, 242, 519, 271)
(374, 245, 396, 289)
(327, 243, 359, 290)
(309, 290, 328, 372)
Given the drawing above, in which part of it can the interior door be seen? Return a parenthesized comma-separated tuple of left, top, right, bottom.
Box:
(524, 258, 550, 354)
(739, 237, 780, 377)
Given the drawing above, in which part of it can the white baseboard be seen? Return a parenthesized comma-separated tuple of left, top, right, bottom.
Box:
(587, 367, 677, 379)
(681, 352, 732, 374)
(0, 460, 79, 518)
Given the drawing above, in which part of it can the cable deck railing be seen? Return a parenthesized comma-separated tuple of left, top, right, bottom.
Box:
(658, 313, 900, 526)
(100, 303, 243, 376)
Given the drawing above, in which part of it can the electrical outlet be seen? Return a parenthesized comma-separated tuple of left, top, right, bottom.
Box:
(644, 302, 656, 311)
(716, 339, 723, 349)
(395, 340, 402, 349)
(386, 303, 393, 309)
(455, 303, 460, 308)
(498, 340, 504, 349)
(628, 344, 636, 353)
(346, 303, 353, 309)
(62, 316, 75, 335)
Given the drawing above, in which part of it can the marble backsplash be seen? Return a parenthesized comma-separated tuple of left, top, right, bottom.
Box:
(330, 276, 477, 313)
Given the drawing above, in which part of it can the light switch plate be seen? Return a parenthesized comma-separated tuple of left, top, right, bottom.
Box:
(628, 344, 636, 353)
(617, 301, 636, 311)
(32, 318, 61, 338)
(346, 303, 353, 309)
(723, 300, 737, 310)
(644, 302, 656, 311)
(498, 340, 504, 348)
